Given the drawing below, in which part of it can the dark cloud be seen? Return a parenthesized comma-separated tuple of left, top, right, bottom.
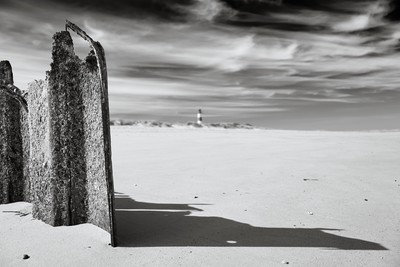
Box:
(44, 0, 195, 21)
(222, 0, 376, 15)
(385, 0, 400, 20)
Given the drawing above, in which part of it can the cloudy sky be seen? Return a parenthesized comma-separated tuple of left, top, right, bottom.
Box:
(1, 0, 400, 130)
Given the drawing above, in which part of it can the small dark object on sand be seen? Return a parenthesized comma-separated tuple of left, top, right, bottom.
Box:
(194, 196, 198, 199)
(23, 254, 30, 260)
(364, 199, 368, 201)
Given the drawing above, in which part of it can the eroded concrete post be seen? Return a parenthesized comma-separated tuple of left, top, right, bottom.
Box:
(29, 26, 116, 245)
(29, 79, 55, 222)
(48, 32, 88, 225)
(20, 94, 30, 201)
(0, 61, 25, 204)
(0, 61, 13, 83)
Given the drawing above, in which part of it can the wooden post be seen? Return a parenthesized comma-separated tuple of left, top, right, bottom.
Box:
(66, 20, 116, 246)
(29, 23, 116, 246)
(0, 61, 25, 203)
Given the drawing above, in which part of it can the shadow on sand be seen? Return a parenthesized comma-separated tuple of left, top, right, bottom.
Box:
(114, 193, 387, 250)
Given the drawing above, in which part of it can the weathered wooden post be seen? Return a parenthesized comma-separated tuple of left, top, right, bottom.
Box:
(0, 61, 27, 203)
(65, 21, 116, 246)
(28, 22, 116, 246)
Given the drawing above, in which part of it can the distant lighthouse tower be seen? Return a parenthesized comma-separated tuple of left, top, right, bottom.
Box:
(197, 109, 203, 125)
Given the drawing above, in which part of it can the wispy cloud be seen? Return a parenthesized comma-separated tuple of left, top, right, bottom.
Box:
(1, 0, 399, 129)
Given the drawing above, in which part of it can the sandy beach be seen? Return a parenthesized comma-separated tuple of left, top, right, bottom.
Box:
(1, 126, 399, 266)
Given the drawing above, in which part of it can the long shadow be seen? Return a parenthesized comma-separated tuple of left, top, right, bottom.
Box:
(115, 193, 387, 250)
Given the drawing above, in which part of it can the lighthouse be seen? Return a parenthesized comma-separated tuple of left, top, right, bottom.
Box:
(197, 109, 203, 125)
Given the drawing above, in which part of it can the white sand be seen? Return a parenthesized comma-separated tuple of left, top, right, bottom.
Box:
(1, 126, 400, 266)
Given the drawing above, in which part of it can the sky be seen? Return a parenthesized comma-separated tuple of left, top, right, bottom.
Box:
(1, 0, 400, 130)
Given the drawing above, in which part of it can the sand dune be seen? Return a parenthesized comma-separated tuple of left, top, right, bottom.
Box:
(1, 126, 399, 266)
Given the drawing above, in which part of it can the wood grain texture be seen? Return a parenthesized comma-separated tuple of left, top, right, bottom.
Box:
(28, 29, 116, 245)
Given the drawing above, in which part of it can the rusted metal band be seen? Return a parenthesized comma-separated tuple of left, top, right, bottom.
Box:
(0, 84, 28, 112)
(65, 20, 107, 97)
